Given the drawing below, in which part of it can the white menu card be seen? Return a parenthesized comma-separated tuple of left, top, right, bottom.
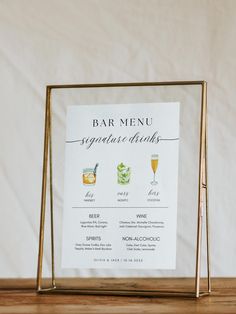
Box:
(61, 102, 180, 269)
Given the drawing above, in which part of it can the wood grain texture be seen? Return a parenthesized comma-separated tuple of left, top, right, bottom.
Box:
(0, 278, 236, 314)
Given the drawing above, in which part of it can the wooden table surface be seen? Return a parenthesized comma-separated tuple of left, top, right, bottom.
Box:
(0, 278, 235, 314)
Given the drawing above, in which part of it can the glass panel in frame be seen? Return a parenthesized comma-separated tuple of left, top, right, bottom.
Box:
(37, 82, 209, 297)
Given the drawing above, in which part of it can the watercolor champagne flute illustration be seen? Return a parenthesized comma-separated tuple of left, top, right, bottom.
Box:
(117, 162, 131, 185)
(82, 163, 99, 185)
(151, 154, 159, 185)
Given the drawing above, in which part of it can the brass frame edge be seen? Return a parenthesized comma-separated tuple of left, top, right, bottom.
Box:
(37, 87, 51, 291)
(49, 94, 56, 289)
(195, 81, 206, 297)
(46, 80, 206, 90)
(37, 286, 209, 298)
(205, 84, 211, 293)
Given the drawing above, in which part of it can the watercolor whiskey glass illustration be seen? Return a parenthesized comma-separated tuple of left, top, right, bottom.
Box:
(117, 163, 131, 185)
(83, 163, 98, 185)
(151, 154, 159, 185)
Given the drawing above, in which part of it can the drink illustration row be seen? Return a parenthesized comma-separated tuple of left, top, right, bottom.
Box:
(82, 154, 159, 186)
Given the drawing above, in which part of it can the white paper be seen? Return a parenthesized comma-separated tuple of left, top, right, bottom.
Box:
(61, 102, 180, 269)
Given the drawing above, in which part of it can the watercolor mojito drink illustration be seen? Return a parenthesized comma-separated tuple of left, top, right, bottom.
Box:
(117, 162, 131, 185)
(83, 163, 99, 185)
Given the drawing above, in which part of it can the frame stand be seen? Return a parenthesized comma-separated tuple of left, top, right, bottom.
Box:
(37, 81, 210, 298)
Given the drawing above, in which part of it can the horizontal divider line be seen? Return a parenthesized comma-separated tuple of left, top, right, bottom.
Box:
(72, 206, 168, 209)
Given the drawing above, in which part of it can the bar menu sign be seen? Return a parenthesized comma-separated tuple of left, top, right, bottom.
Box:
(62, 102, 180, 269)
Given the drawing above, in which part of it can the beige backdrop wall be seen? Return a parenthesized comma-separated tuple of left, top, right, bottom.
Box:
(0, 0, 235, 277)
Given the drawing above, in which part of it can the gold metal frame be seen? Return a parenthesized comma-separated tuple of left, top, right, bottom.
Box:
(37, 81, 210, 298)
